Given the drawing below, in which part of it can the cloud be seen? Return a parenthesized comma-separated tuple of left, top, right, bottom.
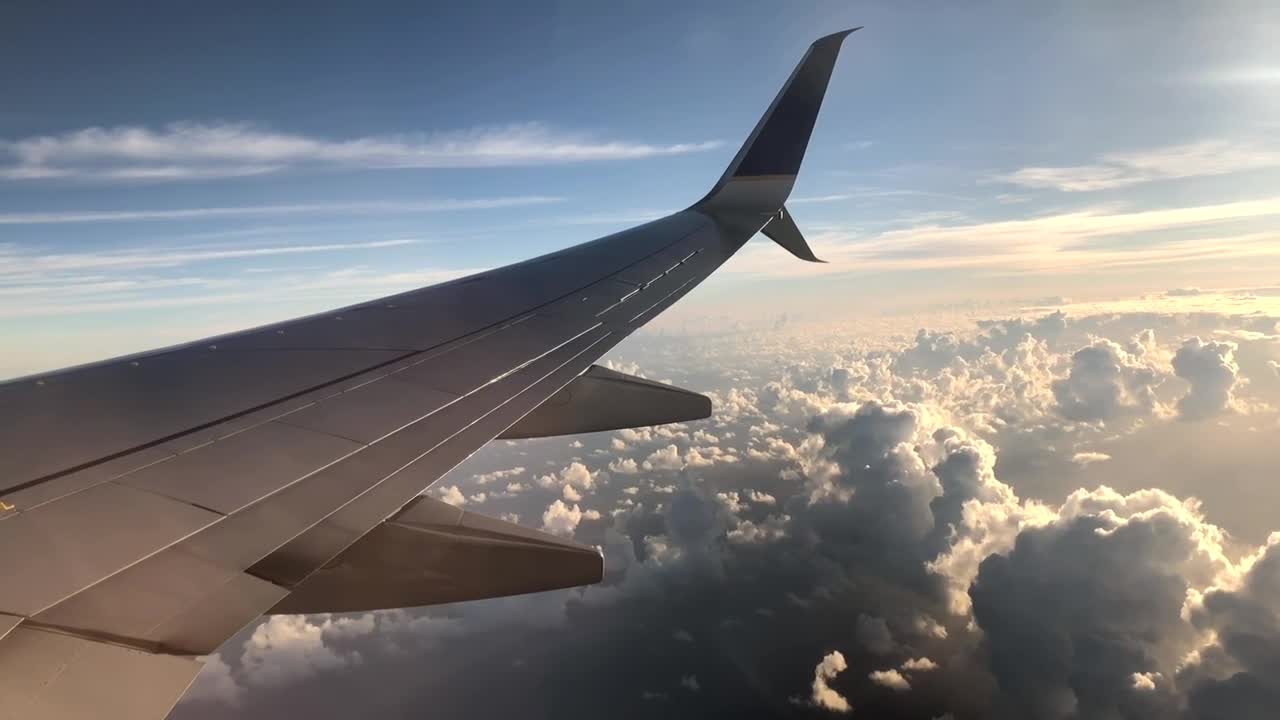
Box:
(608, 458, 639, 474)
(901, 657, 939, 672)
(970, 485, 1235, 719)
(176, 306, 1280, 720)
(855, 614, 895, 656)
(991, 139, 1280, 192)
(536, 462, 597, 501)
(436, 485, 466, 507)
(868, 668, 911, 692)
(185, 654, 243, 707)
(641, 444, 684, 471)
(1071, 451, 1113, 465)
(0, 196, 560, 224)
(1183, 533, 1280, 717)
(0, 122, 722, 182)
(1173, 337, 1242, 420)
(1052, 338, 1163, 422)
(810, 651, 853, 713)
(540, 500, 599, 537)
(723, 196, 1280, 276)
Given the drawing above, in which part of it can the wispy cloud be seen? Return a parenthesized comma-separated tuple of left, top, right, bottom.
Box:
(0, 196, 561, 224)
(0, 122, 723, 182)
(789, 194, 853, 204)
(991, 139, 1280, 192)
(0, 238, 420, 277)
(728, 195, 1280, 276)
(0, 266, 482, 320)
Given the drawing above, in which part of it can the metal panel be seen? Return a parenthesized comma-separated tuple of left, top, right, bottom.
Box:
(0, 615, 19, 643)
(498, 364, 712, 439)
(145, 571, 288, 654)
(251, 327, 618, 590)
(119, 420, 363, 515)
(394, 315, 600, 396)
(539, 278, 641, 321)
(0, 627, 201, 720)
(31, 542, 286, 655)
(0, 446, 174, 517)
(276, 375, 458, 444)
(271, 496, 602, 614)
(0, 482, 219, 617)
(0, 348, 404, 489)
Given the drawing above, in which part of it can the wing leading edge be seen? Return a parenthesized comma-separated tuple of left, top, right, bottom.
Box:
(0, 29, 857, 720)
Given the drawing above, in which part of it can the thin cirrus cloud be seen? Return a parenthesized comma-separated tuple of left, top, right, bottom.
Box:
(0, 122, 724, 182)
(725, 195, 1280, 277)
(990, 138, 1280, 192)
(0, 238, 421, 277)
(0, 196, 562, 225)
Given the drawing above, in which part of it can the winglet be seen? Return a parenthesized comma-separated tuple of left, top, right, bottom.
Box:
(695, 28, 858, 217)
(762, 205, 825, 262)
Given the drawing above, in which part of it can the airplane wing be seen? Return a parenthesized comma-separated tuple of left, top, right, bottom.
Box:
(0, 29, 856, 720)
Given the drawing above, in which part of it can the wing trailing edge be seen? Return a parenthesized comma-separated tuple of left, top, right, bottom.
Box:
(497, 364, 711, 440)
(268, 495, 602, 614)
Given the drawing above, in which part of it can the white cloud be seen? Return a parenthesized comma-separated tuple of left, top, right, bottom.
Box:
(1052, 338, 1163, 422)
(726, 514, 791, 544)
(437, 485, 466, 507)
(541, 500, 598, 537)
(472, 467, 526, 485)
(913, 615, 948, 640)
(900, 657, 939, 672)
(0, 122, 722, 182)
(0, 196, 560, 225)
(1131, 671, 1160, 691)
(868, 668, 911, 692)
(809, 651, 852, 713)
(608, 458, 639, 474)
(1173, 337, 1242, 420)
(1071, 451, 1113, 466)
(992, 139, 1280, 192)
(642, 444, 684, 471)
(680, 674, 700, 691)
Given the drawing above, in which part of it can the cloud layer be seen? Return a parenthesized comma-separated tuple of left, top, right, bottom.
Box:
(0, 122, 722, 181)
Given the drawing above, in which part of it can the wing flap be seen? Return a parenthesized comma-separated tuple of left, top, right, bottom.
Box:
(498, 364, 711, 439)
(269, 495, 602, 614)
(0, 625, 201, 720)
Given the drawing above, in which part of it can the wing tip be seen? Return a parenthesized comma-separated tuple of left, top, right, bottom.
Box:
(816, 27, 862, 45)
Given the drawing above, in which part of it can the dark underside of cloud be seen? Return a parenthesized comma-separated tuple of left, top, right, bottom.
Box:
(174, 308, 1280, 720)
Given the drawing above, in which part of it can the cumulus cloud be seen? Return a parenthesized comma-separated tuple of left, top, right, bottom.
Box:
(541, 500, 599, 537)
(868, 668, 912, 692)
(436, 485, 466, 507)
(901, 657, 940, 672)
(1052, 337, 1162, 422)
(1173, 337, 1242, 420)
(642, 444, 684, 471)
(810, 651, 853, 713)
(178, 307, 1280, 720)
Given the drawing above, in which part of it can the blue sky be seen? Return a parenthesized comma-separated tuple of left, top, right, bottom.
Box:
(4, 0, 1280, 376)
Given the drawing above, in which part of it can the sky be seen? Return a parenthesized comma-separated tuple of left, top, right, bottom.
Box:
(8, 1, 1280, 719)
(5, 0, 1280, 377)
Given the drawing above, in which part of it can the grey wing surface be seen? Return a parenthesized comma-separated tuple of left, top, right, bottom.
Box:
(0, 29, 854, 720)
